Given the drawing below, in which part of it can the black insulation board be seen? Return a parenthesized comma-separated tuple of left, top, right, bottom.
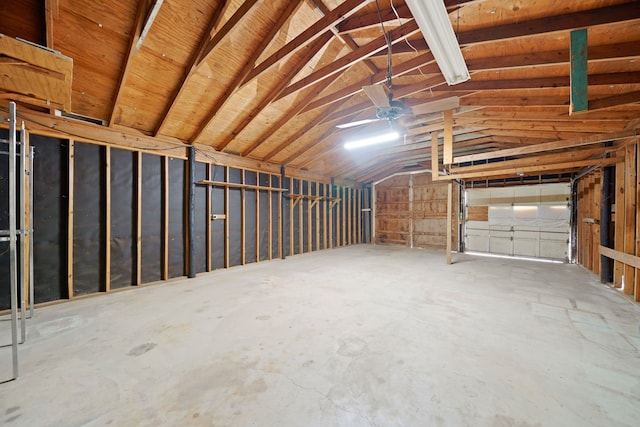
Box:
(282, 177, 290, 256)
(310, 181, 317, 251)
(32, 135, 69, 303)
(318, 184, 325, 250)
(109, 148, 135, 289)
(210, 165, 225, 270)
(194, 162, 207, 274)
(271, 175, 280, 259)
(0, 129, 19, 309)
(302, 180, 309, 253)
(168, 158, 185, 278)
(72, 142, 106, 296)
(245, 189, 257, 264)
(228, 167, 242, 265)
(292, 179, 300, 255)
(228, 187, 241, 266)
(141, 154, 162, 283)
(259, 189, 269, 261)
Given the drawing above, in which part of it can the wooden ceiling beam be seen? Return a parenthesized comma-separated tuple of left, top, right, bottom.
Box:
(242, 72, 343, 157)
(458, 3, 640, 45)
(190, 0, 304, 142)
(301, 52, 437, 114)
(586, 91, 640, 112)
(453, 129, 638, 164)
(430, 72, 640, 92)
(276, 19, 421, 102)
(308, 0, 379, 75)
(449, 146, 614, 174)
(154, 0, 250, 136)
(445, 157, 620, 181)
(241, 0, 371, 87)
(336, 0, 478, 34)
(215, 31, 334, 151)
(109, 0, 158, 126)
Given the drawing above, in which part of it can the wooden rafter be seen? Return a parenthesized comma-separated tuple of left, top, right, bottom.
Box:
(154, 0, 259, 136)
(242, 73, 343, 157)
(190, 0, 304, 142)
(45, 0, 59, 49)
(454, 129, 639, 164)
(458, 3, 640, 46)
(109, 0, 158, 126)
(213, 31, 334, 151)
(241, 0, 371, 87)
(276, 19, 421, 102)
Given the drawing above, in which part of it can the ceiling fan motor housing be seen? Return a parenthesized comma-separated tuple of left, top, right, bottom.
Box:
(376, 100, 409, 120)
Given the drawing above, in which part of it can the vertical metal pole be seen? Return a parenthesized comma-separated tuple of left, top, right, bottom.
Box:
(19, 123, 26, 343)
(29, 146, 35, 318)
(8, 101, 19, 379)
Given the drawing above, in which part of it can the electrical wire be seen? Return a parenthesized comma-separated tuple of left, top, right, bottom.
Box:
(374, 0, 393, 92)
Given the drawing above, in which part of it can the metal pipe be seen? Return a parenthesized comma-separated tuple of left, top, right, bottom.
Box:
(8, 101, 19, 380)
(19, 122, 26, 342)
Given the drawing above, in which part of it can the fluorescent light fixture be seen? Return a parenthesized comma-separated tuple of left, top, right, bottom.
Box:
(344, 131, 400, 150)
(405, 0, 470, 85)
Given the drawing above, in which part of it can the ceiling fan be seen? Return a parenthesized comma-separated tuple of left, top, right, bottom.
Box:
(337, 83, 411, 129)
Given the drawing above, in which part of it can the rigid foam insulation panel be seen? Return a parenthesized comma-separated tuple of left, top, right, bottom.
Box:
(141, 153, 162, 284)
(193, 162, 207, 274)
(245, 170, 257, 264)
(109, 148, 135, 289)
(228, 167, 242, 267)
(210, 165, 225, 270)
(167, 157, 185, 278)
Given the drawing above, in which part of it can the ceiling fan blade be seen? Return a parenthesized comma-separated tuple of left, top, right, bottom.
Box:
(363, 84, 391, 108)
(411, 96, 460, 116)
(336, 118, 382, 129)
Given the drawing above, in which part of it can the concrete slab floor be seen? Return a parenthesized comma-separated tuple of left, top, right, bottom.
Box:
(1, 245, 640, 427)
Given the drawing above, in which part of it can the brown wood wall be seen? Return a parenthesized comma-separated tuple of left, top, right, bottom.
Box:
(577, 139, 640, 302)
(375, 172, 458, 249)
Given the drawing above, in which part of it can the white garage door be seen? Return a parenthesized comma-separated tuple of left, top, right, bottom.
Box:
(465, 183, 571, 261)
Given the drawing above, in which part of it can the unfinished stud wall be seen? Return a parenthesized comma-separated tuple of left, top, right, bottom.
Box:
(577, 139, 640, 302)
(374, 172, 459, 249)
(0, 130, 368, 310)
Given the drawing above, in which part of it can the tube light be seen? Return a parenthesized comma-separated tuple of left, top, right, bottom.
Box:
(344, 131, 400, 150)
(405, 0, 470, 85)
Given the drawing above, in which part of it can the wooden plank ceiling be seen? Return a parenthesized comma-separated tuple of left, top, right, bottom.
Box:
(4, 0, 640, 183)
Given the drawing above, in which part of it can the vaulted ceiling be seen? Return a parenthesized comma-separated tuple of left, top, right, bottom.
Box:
(2, 0, 640, 183)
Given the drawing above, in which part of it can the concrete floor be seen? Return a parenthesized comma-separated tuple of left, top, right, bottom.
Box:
(1, 245, 640, 427)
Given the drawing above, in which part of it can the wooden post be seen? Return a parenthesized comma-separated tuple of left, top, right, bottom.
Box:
(613, 157, 624, 288)
(431, 132, 439, 181)
(443, 109, 453, 165)
(280, 166, 285, 259)
(67, 139, 74, 299)
(636, 146, 640, 300)
(623, 144, 636, 294)
(256, 180, 260, 262)
(135, 151, 142, 285)
(409, 174, 414, 248)
(307, 181, 312, 253)
(341, 187, 346, 246)
(323, 183, 328, 249)
(105, 146, 111, 292)
(447, 182, 453, 265)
